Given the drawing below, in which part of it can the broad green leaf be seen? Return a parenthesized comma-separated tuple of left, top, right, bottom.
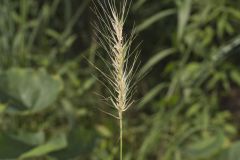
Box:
(0, 68, 63, 114)
(19, 134, 67, 159)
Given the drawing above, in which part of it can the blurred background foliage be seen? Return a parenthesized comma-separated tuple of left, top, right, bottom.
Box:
(0, 0, 240, 159)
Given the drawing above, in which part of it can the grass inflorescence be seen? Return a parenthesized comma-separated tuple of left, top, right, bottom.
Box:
(92, 0, 140, 159)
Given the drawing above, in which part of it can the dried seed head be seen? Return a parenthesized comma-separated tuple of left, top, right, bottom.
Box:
(93, 0, 139, 118)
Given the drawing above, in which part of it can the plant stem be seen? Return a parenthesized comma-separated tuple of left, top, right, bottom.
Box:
(119, 112, 123, 160)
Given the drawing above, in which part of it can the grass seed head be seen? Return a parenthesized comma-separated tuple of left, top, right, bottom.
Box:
(93, 0, 138, 118)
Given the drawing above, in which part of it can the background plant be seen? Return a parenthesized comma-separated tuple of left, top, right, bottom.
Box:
(0, 0, 240, 160)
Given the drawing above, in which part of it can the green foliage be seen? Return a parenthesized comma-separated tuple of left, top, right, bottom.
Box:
(183, 130, 225, 159)
(0, 68, 62, 114)
(0, 0, 240, 159)
(19, 133, 67, 159)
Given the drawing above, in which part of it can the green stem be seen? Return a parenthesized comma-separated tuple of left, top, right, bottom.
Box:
(119, 112, 123, 160)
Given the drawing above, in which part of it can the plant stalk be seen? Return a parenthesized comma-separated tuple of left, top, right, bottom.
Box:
(119, 111, 123, 160)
